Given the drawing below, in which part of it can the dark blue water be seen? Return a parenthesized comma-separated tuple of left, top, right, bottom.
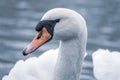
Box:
(0, 0, 120, 80)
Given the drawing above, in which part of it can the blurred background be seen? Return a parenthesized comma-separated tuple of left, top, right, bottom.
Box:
(0, 0, 120, 80)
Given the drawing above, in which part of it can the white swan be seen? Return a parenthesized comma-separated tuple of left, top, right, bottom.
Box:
(92, 49, 120, 80)
(3, 8, 87, 80)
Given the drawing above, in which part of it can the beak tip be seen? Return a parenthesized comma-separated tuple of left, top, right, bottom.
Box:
(22, 48, 28, 56)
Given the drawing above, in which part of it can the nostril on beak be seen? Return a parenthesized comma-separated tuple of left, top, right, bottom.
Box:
(22, 48, 28, 56)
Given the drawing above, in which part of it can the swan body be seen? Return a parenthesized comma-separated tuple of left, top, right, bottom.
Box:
(3, 8, 87, 80)
(3, 49, 58, 80)
(92, 49, 120, 80)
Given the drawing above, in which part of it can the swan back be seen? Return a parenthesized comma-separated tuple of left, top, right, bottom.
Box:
(3, 49, 59, 80)
(92, 49, 120, 80)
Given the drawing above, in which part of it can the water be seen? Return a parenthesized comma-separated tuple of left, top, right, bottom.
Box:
(0, 0, 120, 80)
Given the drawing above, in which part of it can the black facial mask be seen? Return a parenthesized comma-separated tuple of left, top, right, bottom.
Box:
(35, 19, 60, 37)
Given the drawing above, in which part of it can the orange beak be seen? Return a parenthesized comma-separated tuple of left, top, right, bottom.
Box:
(23, 27, 51, 55)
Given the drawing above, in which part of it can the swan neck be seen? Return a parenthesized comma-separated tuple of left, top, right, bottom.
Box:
(54, 38, 86, 80)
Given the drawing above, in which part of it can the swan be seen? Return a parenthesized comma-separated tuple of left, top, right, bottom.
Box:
(92, 49, 120, 80)
(2, 8, 87, 80)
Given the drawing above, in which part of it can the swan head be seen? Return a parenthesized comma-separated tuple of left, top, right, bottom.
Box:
(22, 8, 86, 55)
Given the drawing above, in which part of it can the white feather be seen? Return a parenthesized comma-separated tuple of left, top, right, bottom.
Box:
(92, 49, 120, 80)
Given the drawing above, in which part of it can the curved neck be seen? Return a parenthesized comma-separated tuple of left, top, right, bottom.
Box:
(53, 37, 86, 80)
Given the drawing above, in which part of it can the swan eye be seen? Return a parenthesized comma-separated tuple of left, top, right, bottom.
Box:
(54, 19, 60, 23)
